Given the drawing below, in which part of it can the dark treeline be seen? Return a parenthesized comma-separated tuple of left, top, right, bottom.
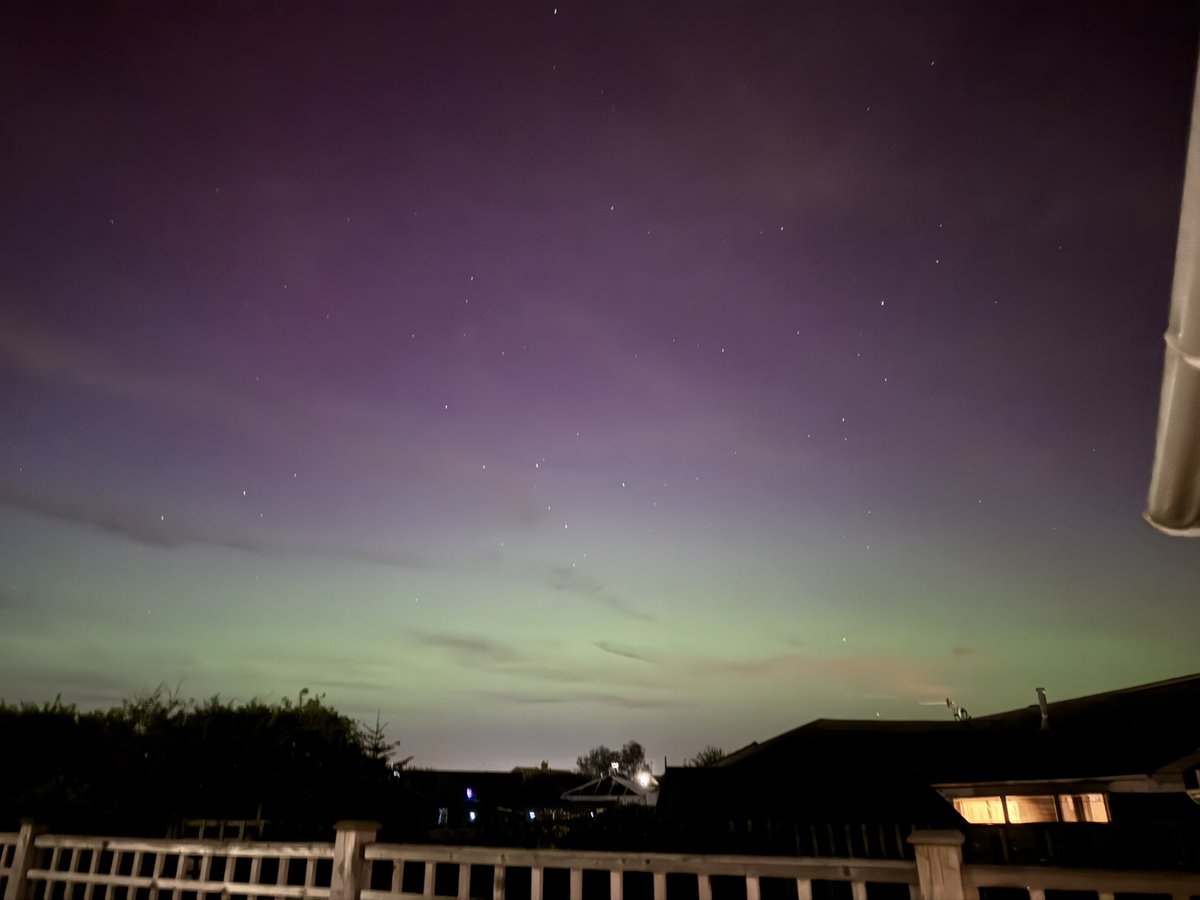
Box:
(2, 691, 718, 851)
(1, 690, 666, 850)
(0, 688, 400, 839)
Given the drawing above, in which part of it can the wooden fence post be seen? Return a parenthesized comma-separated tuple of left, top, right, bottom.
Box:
(331, 820, 380, 900)
(3, 822, 45, 900)
(908, 830, 972, 900)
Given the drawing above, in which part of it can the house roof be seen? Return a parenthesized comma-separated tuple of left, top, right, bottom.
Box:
(657, 672, 1200, 829)
(657, 761, 959, 826)
(561, 773, 654, 802)
(712, 672, 1200, 786)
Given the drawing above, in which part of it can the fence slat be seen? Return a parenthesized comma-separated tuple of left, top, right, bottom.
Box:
(170, 853, 182, 900)
(569, 870, 581, 900)
(277, 852, 292, 900)
(530, 867, 542, 900)
(3, 824, 45, 900)
(697, 874, 711, 900)
(149, 852, 165, 900)
(491, 865, 504, 900)
(456, 864, 469, 900)
(103, 851, 118, 900)
(609, 871, 622, 900)
(422, 863, 433, 900)
(83, 845, 101, 900)
(795, 879, 812, 900)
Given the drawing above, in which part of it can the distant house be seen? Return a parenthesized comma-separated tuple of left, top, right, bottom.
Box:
(657, 672, 1200, 867)
(561, 771, 659, 808)
(924, 675, 1200, 828)
(391, 768, 580, 838)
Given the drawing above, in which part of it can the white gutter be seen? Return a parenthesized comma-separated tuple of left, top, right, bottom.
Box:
(1146, 48, 1200, 536)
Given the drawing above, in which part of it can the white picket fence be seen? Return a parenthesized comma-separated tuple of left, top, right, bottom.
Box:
(2, 823, 1198, 900)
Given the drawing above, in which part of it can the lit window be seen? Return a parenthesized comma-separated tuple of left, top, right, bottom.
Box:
(1005, 795, 1058, 823)
(467, 810, 477, 823)
(954, 796, 1005, 824)
(1058, 793, 1110, 823)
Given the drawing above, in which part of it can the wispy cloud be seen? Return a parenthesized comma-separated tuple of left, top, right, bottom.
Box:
(0, 312, 487, 480)
(0, 665, 136, 709)
(594, 641, 657, 664)
(0, 589, 35, 612)
(545, 565, 657, 623)
(0, 312, 281, 436)
(686, 649, 956, 701)
(407, 630, 520, 666)
(0, 312, 584, 536)
(0, 483, 431, 569)
(406, 630, 664, 692)
(468, 688, 683, 710)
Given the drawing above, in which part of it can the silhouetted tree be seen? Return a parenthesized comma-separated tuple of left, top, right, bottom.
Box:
(685, 745, 725, 767)
(576, 744, 614, 778)
(576, 740, 646, 778)
(362, 712, 413, 769)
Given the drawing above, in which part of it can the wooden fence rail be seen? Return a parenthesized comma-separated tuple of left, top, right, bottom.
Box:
(361, 842, 918, 900)
(964, 862, 1200, 899)
(2, 827, 334, 900)
(2, 822, 1198, 900)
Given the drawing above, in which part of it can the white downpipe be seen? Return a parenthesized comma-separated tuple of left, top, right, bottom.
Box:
(1146, 46, 1200, 536)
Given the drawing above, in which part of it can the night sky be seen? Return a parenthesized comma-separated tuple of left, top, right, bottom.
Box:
(3, 2, 1200, 771)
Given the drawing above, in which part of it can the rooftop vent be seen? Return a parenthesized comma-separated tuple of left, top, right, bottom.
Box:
(1036, 687, 1049, 730)
(945, 697, 970, 722)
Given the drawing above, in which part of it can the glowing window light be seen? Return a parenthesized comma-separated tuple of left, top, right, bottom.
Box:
(954, 793, 1110, 825)
(1058, 793, 1110, 823)
(953, 796, 1005, 824)
(1005, 795, 1058, 823)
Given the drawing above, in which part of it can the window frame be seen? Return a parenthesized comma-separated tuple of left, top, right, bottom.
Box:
(952, 791, 1109, 825)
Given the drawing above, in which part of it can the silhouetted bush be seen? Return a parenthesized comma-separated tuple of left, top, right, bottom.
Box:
(0, 688, 401, 837)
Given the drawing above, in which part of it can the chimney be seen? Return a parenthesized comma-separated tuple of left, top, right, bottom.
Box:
(1036, 687, 1049, 730)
